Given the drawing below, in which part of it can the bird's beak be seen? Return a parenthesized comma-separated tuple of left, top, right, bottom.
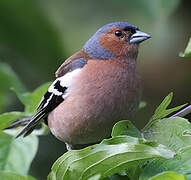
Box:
(129, 30, 151, 44)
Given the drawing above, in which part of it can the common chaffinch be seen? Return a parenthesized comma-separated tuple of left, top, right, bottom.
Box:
(16, 22, 151, 149)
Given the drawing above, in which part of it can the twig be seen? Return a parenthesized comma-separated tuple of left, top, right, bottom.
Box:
(170, 105, 191, 118)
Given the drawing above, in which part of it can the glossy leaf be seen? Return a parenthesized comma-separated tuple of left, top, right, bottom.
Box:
(88, 174, 101, 180)
(144, 117, 191, 152)
(179, 38, 191, 57)
(0, 132, 38, 175)
(112, 120, 142, 138)
(0, 172, 36, 180)
(125, 165, 143, 180)
(148, 171, 186, 180)
(48, 136, 174, 180)
(140, 146, 191, 179)
(0, 111, 26, 130)
(101, 136, 144, 145)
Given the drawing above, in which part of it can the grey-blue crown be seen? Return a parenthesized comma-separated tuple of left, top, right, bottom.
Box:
(83, 22, 138, 59)
(96, 22, 138, 34)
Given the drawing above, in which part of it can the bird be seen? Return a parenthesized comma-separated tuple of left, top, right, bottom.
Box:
(12, 22, 151, 150)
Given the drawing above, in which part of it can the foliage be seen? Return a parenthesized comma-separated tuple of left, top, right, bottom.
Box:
(47, 93, 191, 180)
(0, 69, 191, 179)
(0, 76, 50, 180)
(148, 171, 187, 180)
(0, 0, 65, 76)
(0, 172, 35, 180)
(143, 117, 191, 152)
(179, 38, 191, 57)
(0, 132, 38, 176)
(47, 92, 190, 180)
(143, 92, 187, 131)
(0, 112, 26, 131)
(48, 137, 174, 180)
(13, 82, 52, 115)
(0, 81, 51, 130)
(0, 62, 27, 112)
(0, 0, 190, 179)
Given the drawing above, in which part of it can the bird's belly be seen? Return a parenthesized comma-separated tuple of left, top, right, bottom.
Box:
(48, 81, 140, 145)
(48, 63, 141, 145)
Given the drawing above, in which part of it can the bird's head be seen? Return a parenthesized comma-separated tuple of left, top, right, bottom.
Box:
(83, 22, 151, 59)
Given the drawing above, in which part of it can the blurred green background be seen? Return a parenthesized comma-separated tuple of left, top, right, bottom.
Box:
(0, 0, 191, 179)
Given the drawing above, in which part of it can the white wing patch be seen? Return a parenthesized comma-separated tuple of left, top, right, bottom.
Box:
(48, 68, 82, 98)
(43, 93, 53, 108)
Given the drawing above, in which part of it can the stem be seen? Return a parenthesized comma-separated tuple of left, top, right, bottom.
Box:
(170, 105, 191, 118)
(5, 116, 31, 129)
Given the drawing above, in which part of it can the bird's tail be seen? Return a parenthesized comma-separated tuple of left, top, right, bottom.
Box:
(16, 108, 47, 138)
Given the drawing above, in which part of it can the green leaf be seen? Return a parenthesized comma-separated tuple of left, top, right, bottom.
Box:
(143, 93, 187, 131)
(88, 174, 101, 180)
(0, 112, 26, 130)
(0, 62, 26, 112)
(112, 120, 142, 138)
(140, 146, 191, 180)
(101, 136, 143, 145)
(48, 136, 175, 180)
(125, 165, 143, 180)
(148, 171, 186, 180)
(111, 121, 143, 179)
(0, 132, 38, 175)
(144, 117, 191, 152)
(1, 81, 51, 134)
(0, 172, 36, 180)
(179, 38, 191, 57)
(13, 82, 51, 115)
(0, 62, 26, 93)
(109, 173, 129, 180)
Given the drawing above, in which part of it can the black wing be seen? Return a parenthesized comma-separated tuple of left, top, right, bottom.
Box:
(16, 58, 87, 138)
(16, 80, 67, 138)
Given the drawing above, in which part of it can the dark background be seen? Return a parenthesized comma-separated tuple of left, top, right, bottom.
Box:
(0, 0, 190, 179)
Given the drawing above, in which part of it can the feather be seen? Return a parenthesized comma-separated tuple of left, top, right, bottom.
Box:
(16, 67, 83, 137)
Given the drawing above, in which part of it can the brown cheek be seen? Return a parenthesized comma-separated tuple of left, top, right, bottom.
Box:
(99, 34, 128, 55)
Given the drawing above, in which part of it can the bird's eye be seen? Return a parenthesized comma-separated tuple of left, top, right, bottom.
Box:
(115, 30, 122, 37)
